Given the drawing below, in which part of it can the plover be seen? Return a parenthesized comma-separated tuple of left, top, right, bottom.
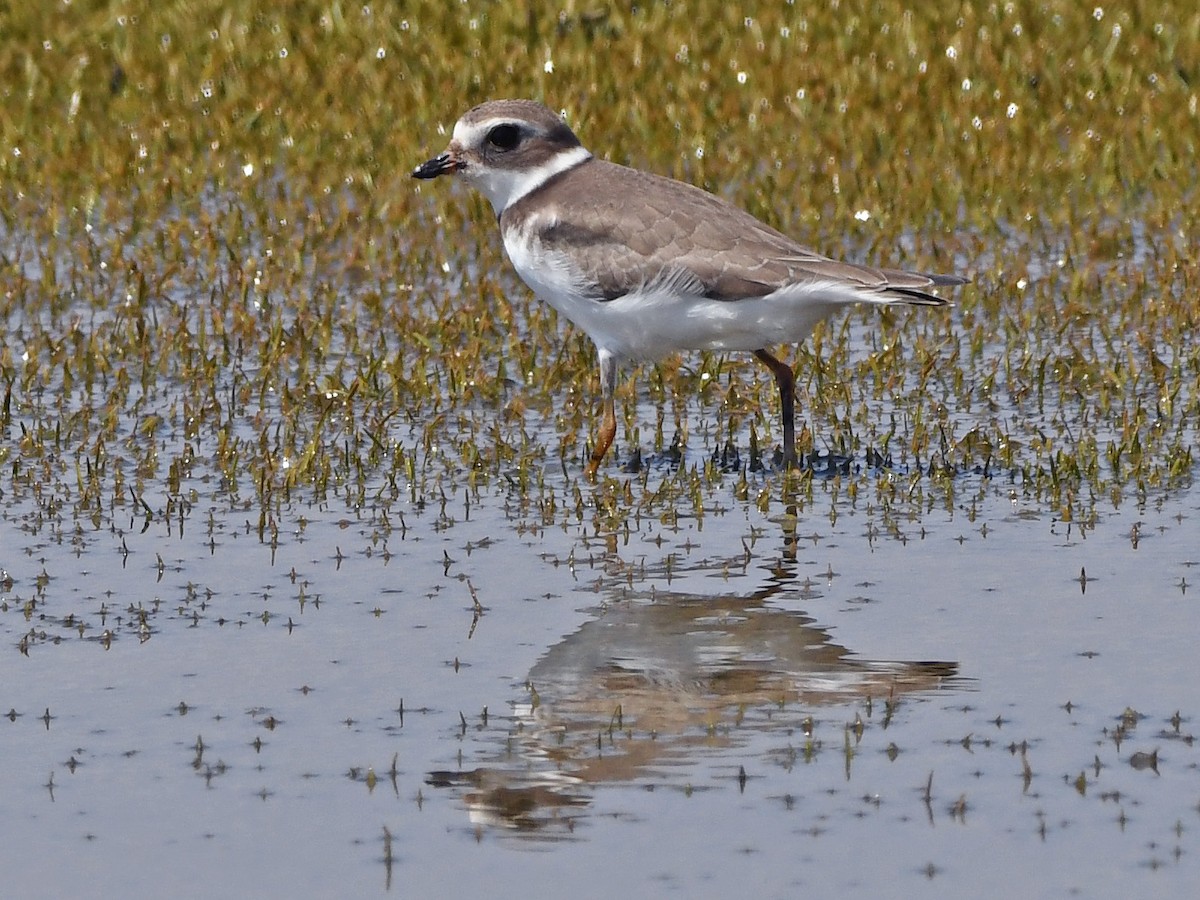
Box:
(413, 99, 964, 476)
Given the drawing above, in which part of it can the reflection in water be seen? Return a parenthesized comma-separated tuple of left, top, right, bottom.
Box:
(428, 545, 966, 838)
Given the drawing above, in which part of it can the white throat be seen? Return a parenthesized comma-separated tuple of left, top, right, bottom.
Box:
(466, 145, 592, 215)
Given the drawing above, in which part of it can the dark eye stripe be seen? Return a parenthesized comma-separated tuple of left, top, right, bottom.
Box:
(486, 123, 521, 150)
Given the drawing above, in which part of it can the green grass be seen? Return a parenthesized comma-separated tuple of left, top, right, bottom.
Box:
(1, 1, 1197, 529)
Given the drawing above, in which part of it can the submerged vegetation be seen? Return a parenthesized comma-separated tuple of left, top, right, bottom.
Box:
(2, 10, 1199, 893)
(0, 1, 1197, 541)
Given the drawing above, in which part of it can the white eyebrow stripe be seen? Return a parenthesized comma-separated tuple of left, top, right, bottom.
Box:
(453, 117, 522, 145)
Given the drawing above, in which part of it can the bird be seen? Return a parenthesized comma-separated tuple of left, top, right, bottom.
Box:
(413, 99, 964, 477)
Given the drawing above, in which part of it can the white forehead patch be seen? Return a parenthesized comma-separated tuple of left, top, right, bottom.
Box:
(452, 116, 513, 147)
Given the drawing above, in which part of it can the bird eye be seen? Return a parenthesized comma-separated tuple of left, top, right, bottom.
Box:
(485, 123, 521, 151)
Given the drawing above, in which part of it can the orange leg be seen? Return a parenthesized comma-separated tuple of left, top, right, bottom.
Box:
(585, 350, 619, 479)
(754, 348, 797, 467)
(586, 396, 617, 479)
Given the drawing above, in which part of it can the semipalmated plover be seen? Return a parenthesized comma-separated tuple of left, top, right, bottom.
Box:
(413, 99, 964, 476)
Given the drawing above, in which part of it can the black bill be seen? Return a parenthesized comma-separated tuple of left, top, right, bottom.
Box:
(412, 152, 459, 179)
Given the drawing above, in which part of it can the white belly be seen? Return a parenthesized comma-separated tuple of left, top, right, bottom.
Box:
(504, 234, 851, 361)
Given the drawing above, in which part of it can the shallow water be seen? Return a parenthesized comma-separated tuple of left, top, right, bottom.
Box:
(5, 1, 1200, 894)
(3, 414, 1198, 897)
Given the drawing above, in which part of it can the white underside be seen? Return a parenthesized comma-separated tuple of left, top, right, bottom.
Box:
(505, 226, 877, 361)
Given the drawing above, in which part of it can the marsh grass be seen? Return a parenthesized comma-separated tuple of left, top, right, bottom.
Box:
(1, 1, 1197, 557)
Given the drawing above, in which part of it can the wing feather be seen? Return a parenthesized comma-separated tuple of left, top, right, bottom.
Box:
(504, 158, 964, 305)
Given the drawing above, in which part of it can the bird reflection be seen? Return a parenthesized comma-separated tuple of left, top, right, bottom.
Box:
(428, 542, 964, 838)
